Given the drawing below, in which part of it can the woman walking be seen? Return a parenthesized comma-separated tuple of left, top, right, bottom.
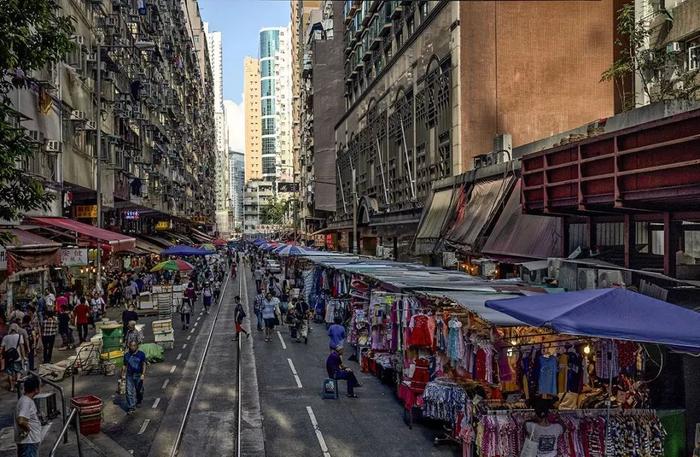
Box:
(179, 297, 192, 330)
(261, 292, 280, 343)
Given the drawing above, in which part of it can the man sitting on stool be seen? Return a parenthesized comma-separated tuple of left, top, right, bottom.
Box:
(326, 345, 361, 398)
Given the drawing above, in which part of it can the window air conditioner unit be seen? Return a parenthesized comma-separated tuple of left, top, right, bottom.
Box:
(26, 129, 43, 144)
(597, 269, 624, 288)
(71, 35, 85, 47)
(70, 110, 87, 121)
(84, 120, 97, 131)
(666, 42, 682, 54)
(577, 268, 597, 290)
(44, 140, 62, 153)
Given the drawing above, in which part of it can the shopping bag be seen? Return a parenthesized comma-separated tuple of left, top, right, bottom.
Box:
(520, 428, 538, 457)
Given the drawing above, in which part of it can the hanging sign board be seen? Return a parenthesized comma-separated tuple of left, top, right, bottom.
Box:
(60, 248, 88, 267)
(155, 220, 171, 231)
(75, 205, 97, 219)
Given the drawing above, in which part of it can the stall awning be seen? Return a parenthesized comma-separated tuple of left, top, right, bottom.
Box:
(1, 229, 61, 273)
(28, 217, 135, 252)
(135, 238, 162, 255)
(482, 179, 562, 259)
(485, 287, 700, 349)
(2, 229, 61, 250)
(445, 177, 514, 250)
(416, 188, 456, 240)
(141, 235, 174, 248)
(416, 289, 528, 327)
(190, 228, 213, 243)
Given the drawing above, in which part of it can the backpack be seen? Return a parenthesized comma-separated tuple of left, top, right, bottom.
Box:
(4, 336, 20, 364)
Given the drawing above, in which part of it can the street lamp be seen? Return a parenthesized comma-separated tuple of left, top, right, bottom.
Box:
(95, 39, 156, 286)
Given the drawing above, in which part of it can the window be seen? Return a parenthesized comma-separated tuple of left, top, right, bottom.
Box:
(262, 118, 275, 135)
(261, 60, 273, 77)
(689, 46, 700, 71)
(262, 138, 276, 155)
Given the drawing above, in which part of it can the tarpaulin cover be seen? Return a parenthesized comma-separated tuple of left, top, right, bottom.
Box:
(161, 245, 213, 256)
(416, 188, 455, 240)
(485, 288, 700, 348)
(417, 290, 527, 327)
(445, 177, 513, 250)
(28, 217, 135, 252)
(482, 179, 562, 259)
(135, 238, 162, 255)
(2, 229, 61, 249)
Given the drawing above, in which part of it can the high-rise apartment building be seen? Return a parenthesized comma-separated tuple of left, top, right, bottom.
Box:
(206, 27, 230, 236)
(229, 150, 245, 230)
(259, 27, 293, 183)
(333, 0, 619, 257)
(244, 57, 262, 181)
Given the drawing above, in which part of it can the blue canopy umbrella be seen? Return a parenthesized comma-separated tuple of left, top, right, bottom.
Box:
(260, 242, 279, 252)
(485, 287, 700, 349)
(161, 245, 214, 256)
(274, 244, 314, 257)
(252, 238, 266, 246)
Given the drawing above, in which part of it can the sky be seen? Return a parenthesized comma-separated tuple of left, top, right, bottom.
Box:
(199, 0, 291, 104)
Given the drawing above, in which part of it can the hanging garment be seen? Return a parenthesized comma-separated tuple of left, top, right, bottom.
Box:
(537, 354, 558, 396)
(408, 313, 432, 347)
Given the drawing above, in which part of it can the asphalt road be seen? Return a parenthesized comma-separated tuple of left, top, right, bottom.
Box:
(240, 263, 461, 457)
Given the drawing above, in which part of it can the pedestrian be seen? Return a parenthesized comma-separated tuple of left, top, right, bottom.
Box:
(121, 340, 146, 414)
(121, 304, 138, 337)
(184, 281, 197, 313)
(231, 261, 237, 279)
(41, 311, 58, 364)
(202, 282, 213, 314)
(179, 298, 192, 330)
(73, 297, 90, 343)
(90, 291, 105, 329)
(261, 292, 280, 343)
(326, 346, 361, 398)
(57, 304, 74, 350)
(14, 374, 42, 457)
(123, 321, 143, 348)
(214, 278, 222, 302)
(253, 267, 263, 293)
(20, 316, 38, 371)
(127, 277, 139, 307)
(253, 290, 265, 331)
(44, 288, 56, 312)
(1, 324, 25, 392)
(327, 316, 346, 350)
(233, 296, 249, 341)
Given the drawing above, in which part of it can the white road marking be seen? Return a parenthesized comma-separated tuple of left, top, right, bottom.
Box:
(152, 398, 160, 409)
(169, 365, 176, 374)
(138, 418, 151, 435)
(176, 353, 182, 360)
(306, 406, 331, 457)
(193, 322, 198, 327)
(287, 358, 303, 388)
(276, 331, 287, 349)
(197, 316, 201, 322)
(190, 328, 195, 334)
(186, 335, 191, 341)
(161, 379, 169, 390)
(182, 343, 187, 349)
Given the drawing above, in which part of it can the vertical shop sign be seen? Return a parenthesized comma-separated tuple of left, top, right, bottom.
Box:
(60, 248, 88, 266)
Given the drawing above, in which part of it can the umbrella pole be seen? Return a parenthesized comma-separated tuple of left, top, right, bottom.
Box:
(605, 348, 613, 456)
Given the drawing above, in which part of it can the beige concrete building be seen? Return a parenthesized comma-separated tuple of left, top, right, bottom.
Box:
(244, 56, 262, 181)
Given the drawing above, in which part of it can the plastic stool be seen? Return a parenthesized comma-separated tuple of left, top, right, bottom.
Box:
(321, 378, 339, 399)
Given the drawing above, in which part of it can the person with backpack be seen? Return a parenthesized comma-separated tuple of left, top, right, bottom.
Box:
(1, 324, 25, 392)
(179, 297, 192, 330)
(202, 282, 213, 314)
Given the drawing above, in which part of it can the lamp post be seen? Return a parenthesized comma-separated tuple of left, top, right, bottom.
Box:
(94, 39, 156, 287)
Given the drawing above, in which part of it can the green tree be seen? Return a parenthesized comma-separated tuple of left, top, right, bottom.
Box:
(0, 0, 74, 245)
(601, 4, 699, 110)
(260, 198, 293, 226)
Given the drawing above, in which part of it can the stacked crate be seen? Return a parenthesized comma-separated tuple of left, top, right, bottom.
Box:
(100, 324, 124, 368)
(152, 319, 174, 349)
(156, 292, 173, 320)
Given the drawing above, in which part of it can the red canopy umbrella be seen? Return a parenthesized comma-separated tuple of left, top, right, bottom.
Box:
(212, 238, 227, 247)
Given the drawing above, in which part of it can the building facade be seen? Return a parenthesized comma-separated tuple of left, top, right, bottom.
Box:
(229, 150, 245, 230)
(333, 0, 620, 258)
(259, 27, 294, 183)
(244, 57, 262, 182)
(297, 1, 344, 235)
(12, 0, 216, 235)
(206, 27, 230, 236)
(243, 180, 275, 234)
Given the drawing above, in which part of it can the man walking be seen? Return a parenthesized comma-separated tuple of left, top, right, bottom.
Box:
(121, 340, 146, 414)
(327, 317, 346, 350)
(233, 296, 249, 340)
(41, 311, 58, 363)
(73, 297, 91, 343)
(253, 290, 265, 331)
(14, 375, 42, 457)
(202, 282, 213, 314)
(253, 266, 263, 293)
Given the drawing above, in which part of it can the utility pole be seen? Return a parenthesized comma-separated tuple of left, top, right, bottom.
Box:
(352, 168, 358, 255)
(95, 41, 103, 288)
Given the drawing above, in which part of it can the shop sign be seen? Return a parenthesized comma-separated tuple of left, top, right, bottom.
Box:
(124, 210, 140, 220)
(0, 247, 7, 271)
(75, 205, 97, 219)
(60, 248, 88, 267)
(155, 220, 171, 231)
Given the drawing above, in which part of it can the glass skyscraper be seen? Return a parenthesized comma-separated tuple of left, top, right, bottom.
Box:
(259, 28, 281, 180)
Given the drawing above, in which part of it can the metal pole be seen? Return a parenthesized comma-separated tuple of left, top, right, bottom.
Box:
(95, 41, 103, 289)
(352, 168, 358, 255)
(375, 136, 389, 205)
(399, 118, 415, 200)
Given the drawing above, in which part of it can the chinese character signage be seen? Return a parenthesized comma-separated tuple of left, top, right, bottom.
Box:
(60, 248, 88, 267)
(124, 210, 140, 220)
(155, 220, 171, 231)
(75, 205, 97, 219)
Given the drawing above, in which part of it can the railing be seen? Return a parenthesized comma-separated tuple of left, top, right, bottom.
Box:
(49, 407, 83, 457)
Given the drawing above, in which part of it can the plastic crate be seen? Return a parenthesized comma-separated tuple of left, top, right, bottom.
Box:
(71, 395, 103, 416)
(154, 331, 174, 343)
(79, 418, 101, 435)
(152, 319, 173, 332)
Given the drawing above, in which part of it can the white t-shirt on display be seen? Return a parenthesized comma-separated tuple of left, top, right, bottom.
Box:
(14, 396, 41, 444)
(524, 422, 563, 457)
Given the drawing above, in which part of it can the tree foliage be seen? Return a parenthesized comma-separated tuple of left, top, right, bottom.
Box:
(601, 4, 699, 110)
(260, 198, 294, 226)
(0, 0, 74, 245)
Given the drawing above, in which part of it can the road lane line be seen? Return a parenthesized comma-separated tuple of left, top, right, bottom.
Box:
(138, 419, 151, 435)
(182, 344, 187, 349)
(169, 365, 176, 374)
(306, 406, 331, 457)
(161, 379, 169, 390)
(287, 358, 303, 388)
(176, 353, 182, 360)
(276, 331, 287, 349)
(152, 398, 160, 409)
(186, 335, 191, 341)
(193, 322, 198, 327)
(190, 328, 195, 334)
